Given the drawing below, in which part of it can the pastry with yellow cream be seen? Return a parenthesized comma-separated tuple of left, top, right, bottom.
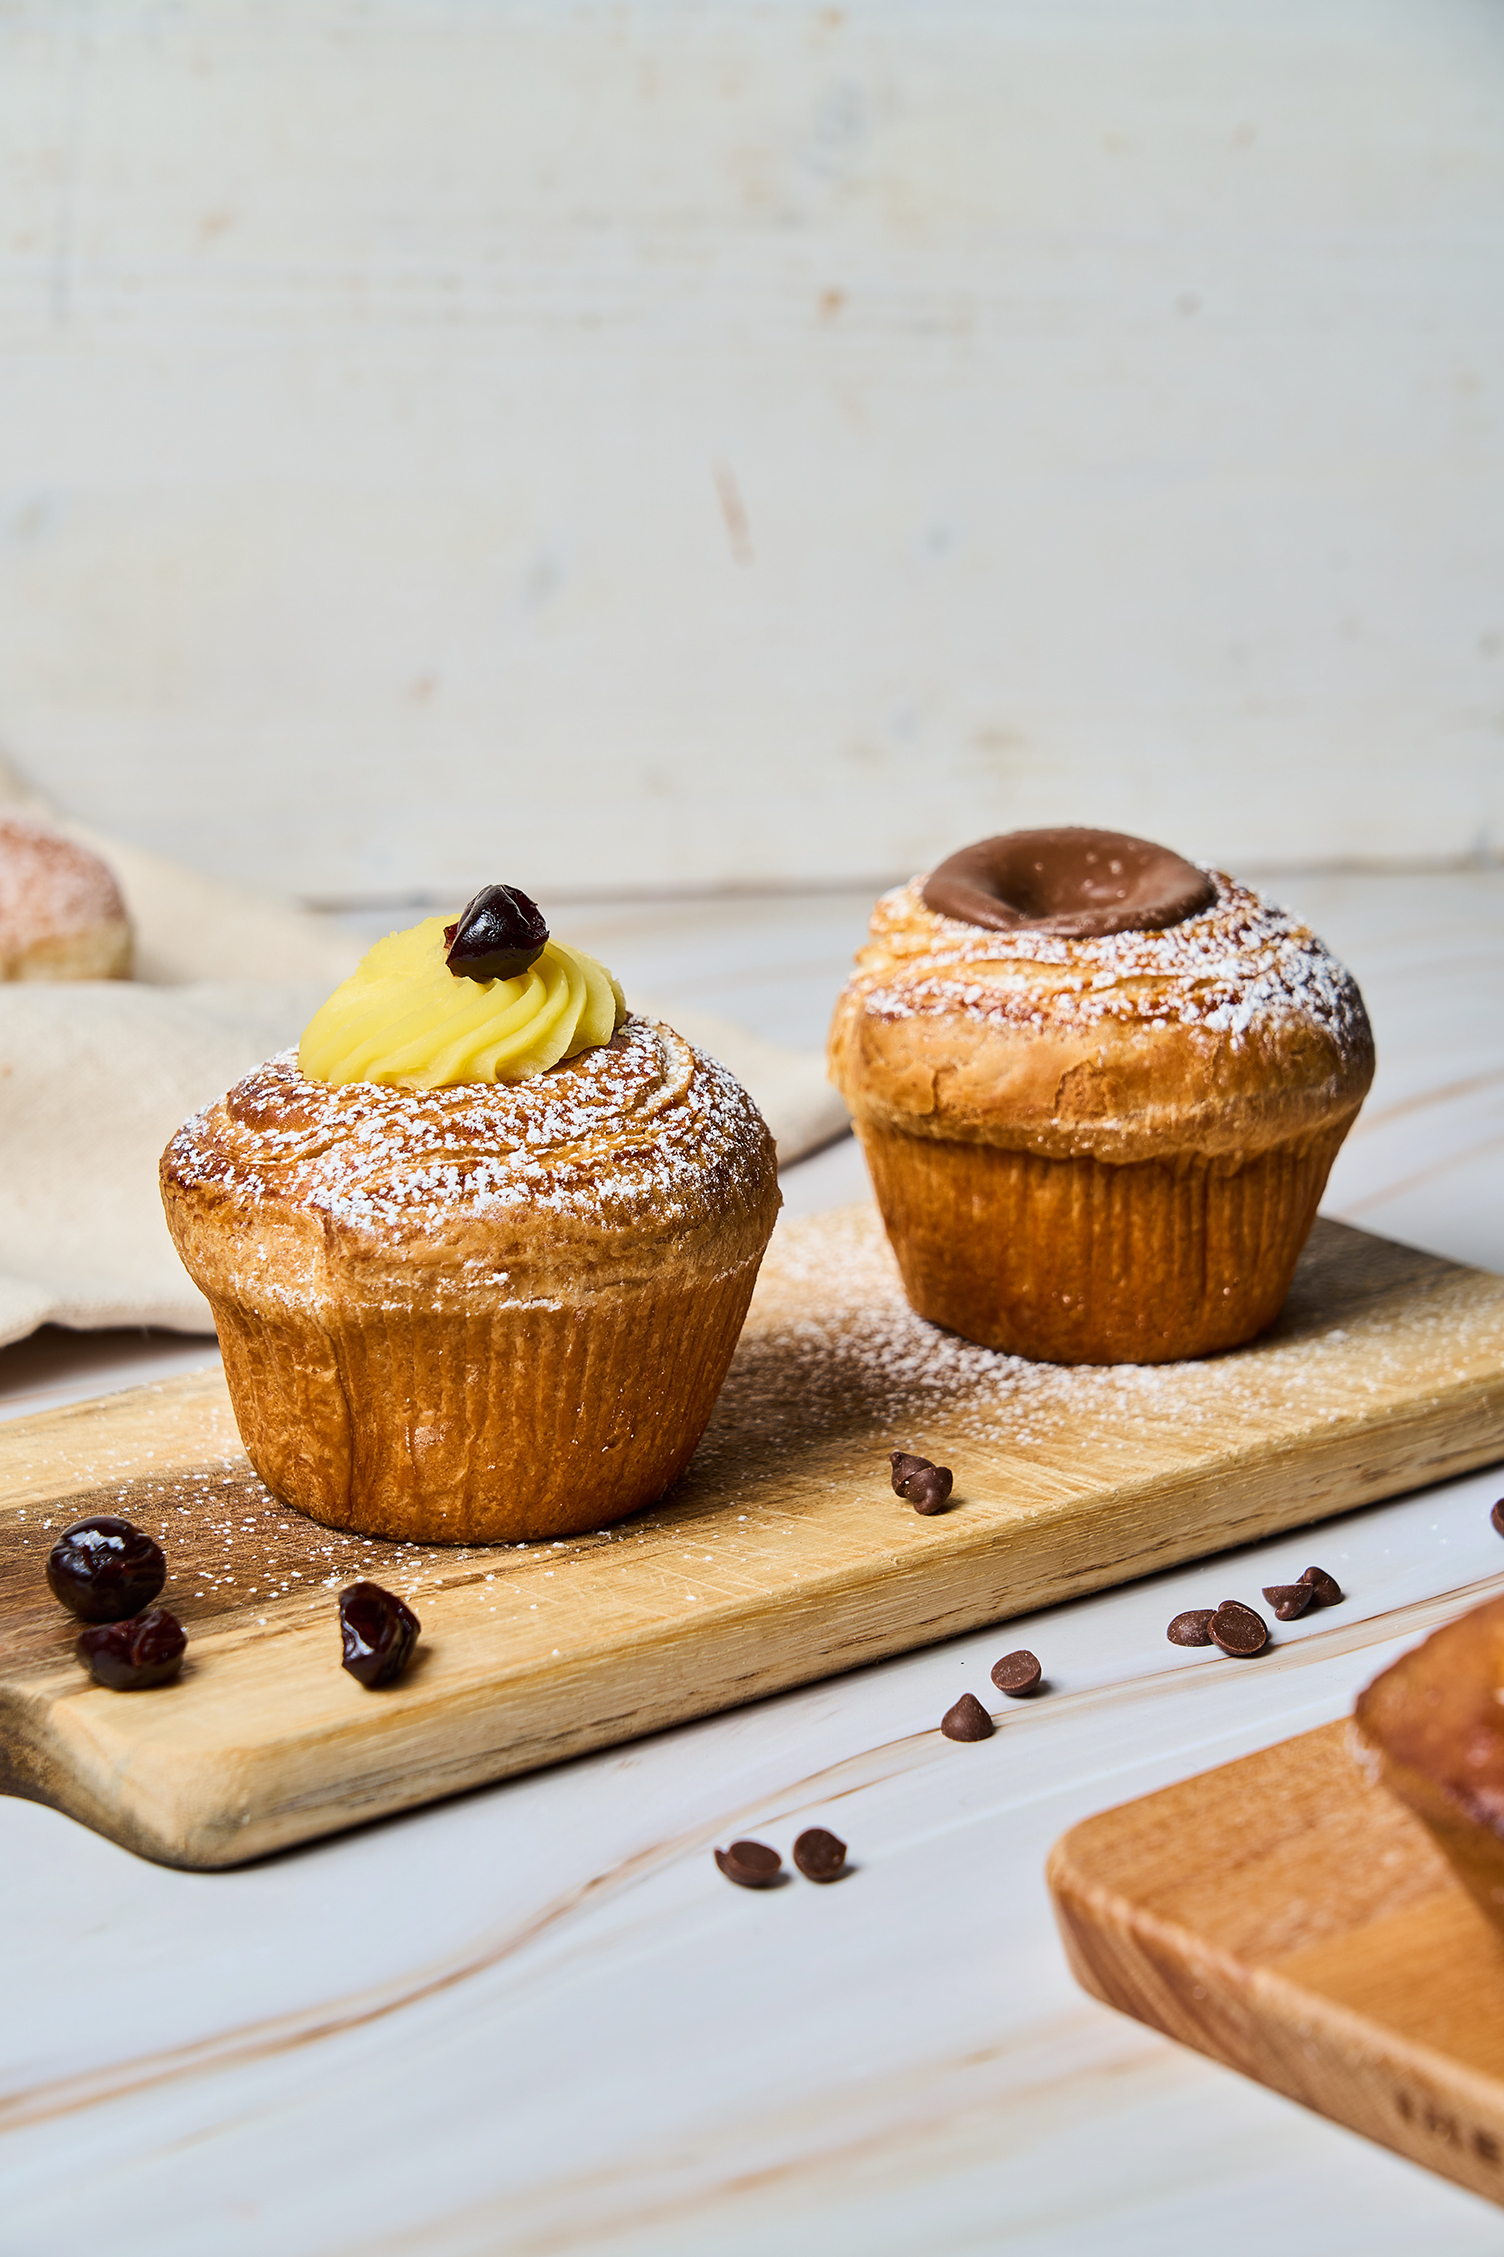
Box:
(828, 828, 1374, 1365)
(161, 886, 779, 1544)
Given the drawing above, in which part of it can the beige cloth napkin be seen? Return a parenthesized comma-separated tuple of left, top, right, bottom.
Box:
(0, 783, 849, 1347)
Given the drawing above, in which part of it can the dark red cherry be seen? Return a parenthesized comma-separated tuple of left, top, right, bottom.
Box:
(77, 1608, 187, 1690)
(339, 1581, 420, 1688)
(47, 1516, 167, 1623)
(443, 885, 549, 982)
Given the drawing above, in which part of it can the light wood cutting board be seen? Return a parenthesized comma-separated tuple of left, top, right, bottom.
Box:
(2, 1207, 1502, 1871)
(1048, 1719, 1504, 2208)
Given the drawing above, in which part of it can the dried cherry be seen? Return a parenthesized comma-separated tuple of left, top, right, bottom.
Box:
(339, 1581, 420, 1688)
(47, 1516, 166, 1623)
(444, 885, 548, 982)
(77, 1608, 187, 1690)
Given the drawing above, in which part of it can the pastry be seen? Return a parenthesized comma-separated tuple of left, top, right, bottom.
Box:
(0, 811, 131, 980)
(827, 827, 1374, 1364)
(161, 887, 779, 1544)
(1355, 1596, 1504, 1937)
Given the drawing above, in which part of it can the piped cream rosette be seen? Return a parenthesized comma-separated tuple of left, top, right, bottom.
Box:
(298, 914, 626, 1088)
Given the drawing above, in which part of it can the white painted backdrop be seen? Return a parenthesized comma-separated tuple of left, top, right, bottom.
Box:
(1, 0, 1502, 901)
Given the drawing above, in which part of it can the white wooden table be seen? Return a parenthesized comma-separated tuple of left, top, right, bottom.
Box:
(3, 871, 1502, 2255)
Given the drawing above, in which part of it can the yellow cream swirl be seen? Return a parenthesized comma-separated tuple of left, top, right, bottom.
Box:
(298, 915, 626, 1088)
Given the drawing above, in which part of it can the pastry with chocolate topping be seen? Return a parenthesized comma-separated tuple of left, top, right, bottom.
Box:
(827, 826, 1373, 1364)
(161, 890, 780, 1544)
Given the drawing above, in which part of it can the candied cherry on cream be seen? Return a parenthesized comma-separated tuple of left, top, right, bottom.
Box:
(47, 1515, 166, 1624)
(443, 885, 549, 983)
(77, 1608, 187, 1691)
(339, 1581, 420, 1688)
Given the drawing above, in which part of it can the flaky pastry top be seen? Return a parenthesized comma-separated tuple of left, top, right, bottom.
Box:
(828, 872, 1374, 1162)
(162, 1016, 779, 1311)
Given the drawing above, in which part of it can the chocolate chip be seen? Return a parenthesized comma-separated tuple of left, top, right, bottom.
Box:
(714, 1839, 782, 1889)
(76, 1607, 187, 1690)
(47, 1516, 167, 1624)
(792, 1827, 848, 1883)
(1167, 1609, 1215, 1646)
(990, 1649, 1042, 1696)
(1298, 1565, 1344, 1609)
(1492, 1500, 1504, 1540)
(1263, 1583, 1313, 1622)
(339, 1581, 420, 1688)
(890, 1451, 954, 1514)
(444, 884, 549, 982)
(907, 1469, 953, 1515)
(941, 1692, 994, 1741)
(1209, 1600, 1269, 1657)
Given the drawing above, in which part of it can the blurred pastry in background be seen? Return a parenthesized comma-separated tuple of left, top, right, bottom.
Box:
(0, 811, 132, 981)
(1355, 1594, 1504, 1938)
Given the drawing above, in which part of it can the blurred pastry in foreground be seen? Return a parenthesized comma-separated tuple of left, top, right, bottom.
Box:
(1355, 1595, 1504, 1938)
(161, 885, 780, 1545)
(0, 811, 132, 980)
(827, 826, 1374, 1365)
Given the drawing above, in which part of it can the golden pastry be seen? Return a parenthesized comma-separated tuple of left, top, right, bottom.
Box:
(0, 811, 131, 980)
(827, 827, 1374, 1364)
(162, 886, 779, 1543)
(1355, 1595, 1504, 1938)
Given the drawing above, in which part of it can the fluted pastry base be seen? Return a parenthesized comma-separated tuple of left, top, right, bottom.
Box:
(209, 1258, 765, 1544)
(161, 1025, 781, 1545)
(857, 1119, 1356, 1364)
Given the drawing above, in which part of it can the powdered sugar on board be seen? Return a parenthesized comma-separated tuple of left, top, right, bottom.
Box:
(703, 1203, 1503, 1477)
(1, 1205, 1497, 1675)
(0, 1201, 1500, 1871)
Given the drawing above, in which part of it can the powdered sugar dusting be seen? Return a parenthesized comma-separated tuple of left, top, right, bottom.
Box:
(0, 811, 126, 950)
(709, 1204, 1495, 1470)
(850, 872, 1369, 1054)
(165, 1015, 774, 1245)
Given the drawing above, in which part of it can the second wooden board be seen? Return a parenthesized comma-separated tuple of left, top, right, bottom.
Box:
(1048, 1720, 1504, 2208)
(1, 1206, 1502, 1869)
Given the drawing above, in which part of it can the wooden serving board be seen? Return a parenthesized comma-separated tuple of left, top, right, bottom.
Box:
(1048, 1719, 1504, 2208)
(2, 1207, 1502, 1870)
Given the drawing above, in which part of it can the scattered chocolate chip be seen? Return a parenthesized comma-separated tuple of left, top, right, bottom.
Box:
(444, 884, 549, 982)
(1167, 1609, 1216, 1647)
(1492, 1500, 1504, 1540)
(941, 1692, 994, 1741)
(990, 1649, 1042, 1697)
(1298, 1565, 1344, 1609)
(339, 1581, 420, 1688)
(47, 1516, 166, 1624)
(1209, 1599, 1269, 1657)
(890, 1451, 954, 1514)
(792, 1827, 848, 1883)
(715, 1839, 782, 1889)
(1263, 1582, 1314, 1622)
(76, 1607, 187, 1690)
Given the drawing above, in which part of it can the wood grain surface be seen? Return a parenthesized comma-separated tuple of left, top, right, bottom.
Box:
(1047, 1718, 1504, 2208)
(3, 1207, 1503, 1871)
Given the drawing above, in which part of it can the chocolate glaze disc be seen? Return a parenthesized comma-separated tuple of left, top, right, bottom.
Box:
(921, 827, 1217, 939)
